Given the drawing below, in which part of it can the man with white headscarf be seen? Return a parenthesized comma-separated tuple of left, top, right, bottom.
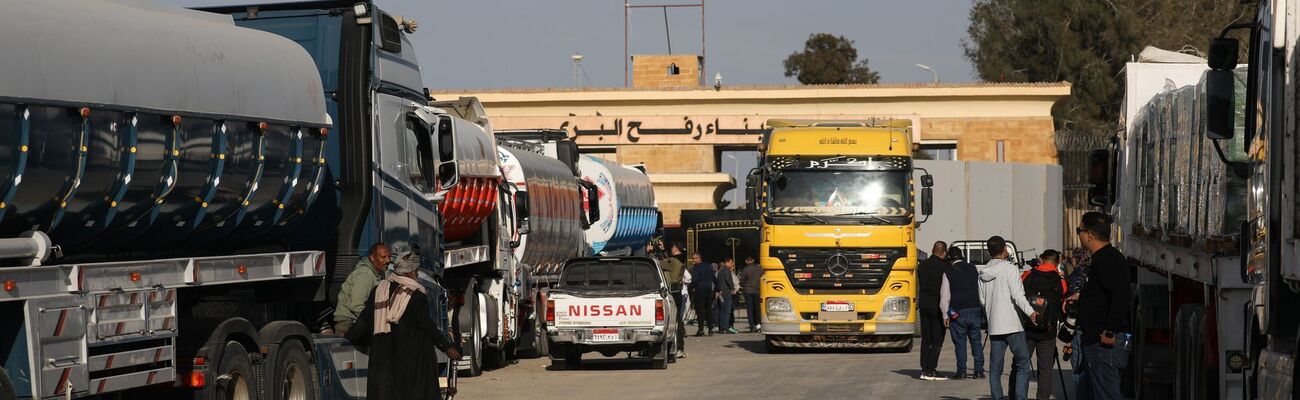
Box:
(347, 251, 462, 399)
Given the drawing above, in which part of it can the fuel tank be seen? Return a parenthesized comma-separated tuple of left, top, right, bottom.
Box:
(577, 155, 656, 255)
(498, 147, 584, 273)
(0, 0, 329, 252)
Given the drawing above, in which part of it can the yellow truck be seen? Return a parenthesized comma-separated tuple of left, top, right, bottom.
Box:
(749, 119, 933, 352)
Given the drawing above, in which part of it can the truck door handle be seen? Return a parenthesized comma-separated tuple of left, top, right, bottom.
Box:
(48, 356, 81, 367)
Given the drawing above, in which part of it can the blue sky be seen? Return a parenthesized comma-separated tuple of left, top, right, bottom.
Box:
(168, 0, 976, 89)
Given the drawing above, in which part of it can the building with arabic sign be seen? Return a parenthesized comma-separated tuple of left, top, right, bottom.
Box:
(430, 56, 1070, 228)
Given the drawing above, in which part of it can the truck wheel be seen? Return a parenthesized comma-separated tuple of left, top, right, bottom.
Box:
(215, 341, 255, 400)
(535, 300, 550, 357)
(272, 341, 318, 400)
(1174, 305, 1207, 400)
(458, 287, 484, 377)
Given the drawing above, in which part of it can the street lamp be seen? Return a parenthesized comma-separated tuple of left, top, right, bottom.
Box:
(914, 64, 939, 83)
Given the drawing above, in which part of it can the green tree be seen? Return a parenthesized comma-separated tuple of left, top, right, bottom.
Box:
(784, 33, 881, 84)
(964, 0, 1251, 132)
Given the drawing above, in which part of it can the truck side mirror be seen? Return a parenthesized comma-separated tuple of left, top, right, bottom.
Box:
(437, 162, 458, 190)
(1087, 149, 1112, 207)
(920, 174, 934, 188)
(920, 187, 933, 216)
(514, 191, 530, 234)
(581, 180, 601, 224)
(1206, 37, 1239, 140)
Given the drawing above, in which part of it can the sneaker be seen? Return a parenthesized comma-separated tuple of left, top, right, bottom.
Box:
(972, 372, 986, 379)
(930, 371, 949, 381)
(727, 328, 739, 334)
(951, 373, 966, 380)
(676, 350, 687, 359)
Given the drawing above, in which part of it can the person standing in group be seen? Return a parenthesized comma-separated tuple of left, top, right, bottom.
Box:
(1018, 250, 1067, 400)
(940, 250, 985, 380)
(654, 242, 689, 359)
(917, 241, 950, 381)
(739, 255, 763, 333)
(715, 257, 739, 334)
(345, 252, 462, 399)
(334, 243, 392, 336)
(689, 254, 719, 336)
(978, 235, 1039, 400)
(1062, 247, 1092, 386)
(1067, 212, 1131, 400)
(728, 260, 741, 330)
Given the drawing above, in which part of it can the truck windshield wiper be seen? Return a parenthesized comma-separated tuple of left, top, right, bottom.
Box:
(831, 211, 894, 225)
(773, 210, 827, 224)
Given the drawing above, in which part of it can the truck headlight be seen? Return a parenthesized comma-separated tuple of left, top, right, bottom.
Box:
(765, 297, 796, 322)
(878, 296, 910, 321)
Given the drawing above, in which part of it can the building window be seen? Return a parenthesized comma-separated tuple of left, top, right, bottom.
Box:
(916, 140, 957, 161)
(996, 140, 1006, 162)
(667, 63, 680, 75)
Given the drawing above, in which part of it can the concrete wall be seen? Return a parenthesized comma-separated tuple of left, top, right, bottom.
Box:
(916, 160, 1064, 258)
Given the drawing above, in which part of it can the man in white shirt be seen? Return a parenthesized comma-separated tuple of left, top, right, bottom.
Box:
(977, 236, 1039, 400)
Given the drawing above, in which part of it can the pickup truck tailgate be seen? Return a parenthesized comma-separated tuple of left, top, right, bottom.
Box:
(553, 296, 657, 327)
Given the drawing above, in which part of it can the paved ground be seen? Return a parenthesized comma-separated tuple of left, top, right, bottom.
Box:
(456, 326, 1077, 399)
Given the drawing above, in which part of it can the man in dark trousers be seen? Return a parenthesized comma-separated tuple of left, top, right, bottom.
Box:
(1018, 250, 1067, 400)
(917, 241, 950, 381)
(689, 253, 719, 336)
(940, 250, 985, 380)
(739, 255, 763, 332)
(1066, 212, 1130, 400)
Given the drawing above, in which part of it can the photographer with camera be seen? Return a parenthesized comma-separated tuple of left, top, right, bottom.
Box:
(650, 241, 689, 359)
(1065, 212, 1130, 400)
(1017, 250, 1067, 400)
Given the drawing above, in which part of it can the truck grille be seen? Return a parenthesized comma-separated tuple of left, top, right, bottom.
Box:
(770, 247, 905, 290)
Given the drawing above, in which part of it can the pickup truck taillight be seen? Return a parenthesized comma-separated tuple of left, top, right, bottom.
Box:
(655, 299, 664, 323)
(546, 299, 555, 323)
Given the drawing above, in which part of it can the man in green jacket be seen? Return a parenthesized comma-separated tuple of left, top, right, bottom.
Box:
(334, 243, 392, 336)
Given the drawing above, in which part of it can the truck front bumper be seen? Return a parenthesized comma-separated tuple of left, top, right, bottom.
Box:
(762, 320, 914, 349)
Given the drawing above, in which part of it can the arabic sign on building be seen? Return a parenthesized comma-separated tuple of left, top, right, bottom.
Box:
(487, 114, 922, 145)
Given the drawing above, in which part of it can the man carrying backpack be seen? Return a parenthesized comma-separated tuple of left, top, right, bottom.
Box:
(1017, 250, 1067, 400)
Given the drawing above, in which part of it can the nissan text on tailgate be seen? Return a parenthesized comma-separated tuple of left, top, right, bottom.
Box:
(546, 257, 678, 370)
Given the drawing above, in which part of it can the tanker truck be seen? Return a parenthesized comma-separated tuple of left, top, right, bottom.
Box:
(492, 130, 661, 359)
(0, 1, 467, 398)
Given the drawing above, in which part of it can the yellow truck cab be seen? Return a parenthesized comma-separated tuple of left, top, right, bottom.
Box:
(750, 119, 933, 352)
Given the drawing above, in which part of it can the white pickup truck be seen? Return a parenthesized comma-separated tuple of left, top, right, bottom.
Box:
(545, 257, 679, 370)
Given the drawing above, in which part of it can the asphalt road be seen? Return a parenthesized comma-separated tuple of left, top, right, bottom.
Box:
(455, 327, 1078, 399)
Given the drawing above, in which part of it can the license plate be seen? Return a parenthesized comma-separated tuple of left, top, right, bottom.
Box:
(592, 328, 620, 342)
(821, 301, 854, 312)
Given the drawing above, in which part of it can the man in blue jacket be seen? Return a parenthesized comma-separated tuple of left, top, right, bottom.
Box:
(689, 253, 719, 336)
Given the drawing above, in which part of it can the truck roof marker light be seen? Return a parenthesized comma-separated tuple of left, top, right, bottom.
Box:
(3, 280, 15, 291)
(236, 265, 247, 275)
(80, 108, 91, 118)
(192, 357, 205, 366)
(319, 127, 329, 137)
(258, 122, 268, 131)
(129, 272, 141, 282)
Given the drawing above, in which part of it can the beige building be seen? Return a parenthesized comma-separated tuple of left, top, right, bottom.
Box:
(431, 55, 1070, 227)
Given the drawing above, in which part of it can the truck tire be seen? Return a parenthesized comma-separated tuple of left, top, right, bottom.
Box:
(535, 299, 550, 357)
(271, 340, 318, 400)
(1174, 305, 1207, 400)
(215, 341, 255, 400)
(458, 285, 484, 377)
(482, 288, 508, 369)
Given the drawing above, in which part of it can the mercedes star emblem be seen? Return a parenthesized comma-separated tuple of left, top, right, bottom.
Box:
(827, 254, 851, 276)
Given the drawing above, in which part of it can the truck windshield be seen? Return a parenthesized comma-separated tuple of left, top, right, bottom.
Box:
(561, 262, 662, 291)
(769, 170, 911, 215)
